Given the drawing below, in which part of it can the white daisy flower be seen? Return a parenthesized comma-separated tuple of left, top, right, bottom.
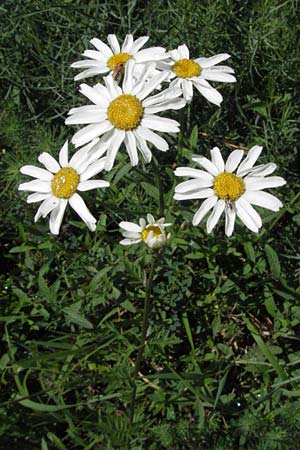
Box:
(71, 33, 167, 81)
(159, 44, 236, 105)
(18, 140, 109, 235)
(119, 214, 171, 249)
(174, 145, 286, 236)
(66, 59, 186, 171)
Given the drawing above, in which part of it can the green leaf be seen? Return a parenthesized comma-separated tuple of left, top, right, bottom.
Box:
(63, 308, 93, 330)
(265, 244, 281, 278)
(189, 125, 198, 148)
(141, 182, 159, 200)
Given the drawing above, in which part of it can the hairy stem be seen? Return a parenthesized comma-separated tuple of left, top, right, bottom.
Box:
(129, 254, 158, 424)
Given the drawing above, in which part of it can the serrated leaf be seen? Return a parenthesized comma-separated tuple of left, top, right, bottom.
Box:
(63, 309, 93, 330)
(141, 182, 159, 200)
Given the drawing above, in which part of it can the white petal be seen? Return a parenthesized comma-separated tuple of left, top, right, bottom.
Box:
(139, 218, 146, 229)
(193, 79, 223, 106)
(134, 47, 166, 63)
(130, 36, 149, 54)
(38, 153, 60, 173)
(104, 129, 125, 171)
(237, 145, 263, 175)
(178, 44, 189, 59)
(238, 197, 262, 228)
(122, 59, 135, 93)
(82, 49, 107, 61)
(192, 155, 219, 176)
(174, 167, 214, 181)
(104, 75, 122, 99)
(74, 67, 109, 81)
(26, 193, 51, 203)
(137, 72, 169, 100)
(71, 60, 106, 69)
(121, 34, 134, 53)
(19, 180, 51, 193)
(235, 199, 259, 233)
(142, 86, 182, 108)
(175, 178, 213, 193)
(69, 193, 97, 230)
(20, 165, 53, 181)
(34, 196, 59, 222)
(206, 200, 225, 233)
(147, 214, 155, 224)
(78, 180, 109, 191)
(65, 110, 107, 125)
(90, 37, 113, 57)
(121, 230, 141, 239)
(124, 131, 138, 166)
(79, 83, 107, 105)
(144, 97, 186, 114)
(242, 163, 277, 178)
(225, 149, 244, 173)
(225, 206, 236, 236)
(242, 191, 283, 212)
(196, 53, 231, 68)
(120, 238, 141, 245)
(210, 147, 224, 173)
(49, 199, 68, 235)
(174, 188, 214, 201)
(141, 115, 179, 133)
(69, 139, 98, 170)
(80, 157, 106, 181)
(107, 34, 120, 54)
(72, 122, 113, 147)
(68, 105, 104, 116)
(181, 79, 193, 103)
(59, 141, 69, 167)
(192, 196, 218, 226)
(201, 69, 236, 83)
(136, 126, 169, 151)
(134, 132, 153, 163)
(119, 221, 141, 232)
(245, 176, 286, 191)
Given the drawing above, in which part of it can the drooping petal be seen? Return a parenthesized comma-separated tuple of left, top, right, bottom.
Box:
(193, 79, 223, 106)
(201, 69, 236, 83)
(235, 198, 259, 233)
(141, 115, 180, 133)
(80, 157, 106, 181)
(69, 193, 97, 230)
(26, 193, 51, 203)
(136, 126, 169, 151)
(192, 196, 218, 226)
(206, 199, 225, 233)
(225, 205, 236, 237)
(49, 199, 68, 235)
(104, 129, 125, 171)
(124, 131, 138, 166)
(34, 196, 59, 222)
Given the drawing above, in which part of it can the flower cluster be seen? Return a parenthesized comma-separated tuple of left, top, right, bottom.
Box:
(19, 33, 285, 240)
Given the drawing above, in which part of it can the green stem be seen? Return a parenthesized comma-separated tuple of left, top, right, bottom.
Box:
(152, 156, 165, 217)
(129, 254, 158, 424)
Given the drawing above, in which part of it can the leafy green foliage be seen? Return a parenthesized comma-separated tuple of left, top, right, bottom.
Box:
(1, 1, 300, 448)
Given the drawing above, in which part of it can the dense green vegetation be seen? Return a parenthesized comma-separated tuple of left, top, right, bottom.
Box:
(1, 1, 300, 448)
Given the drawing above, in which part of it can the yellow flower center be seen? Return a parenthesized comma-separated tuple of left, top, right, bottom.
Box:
(107, 53, 132, 71)
(107, 94, 144, 130)
(51, 167, 79, 199)
(141, 225, 162, 242)
(213, 172, 245, 202)
(172, 58, 202, 78)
